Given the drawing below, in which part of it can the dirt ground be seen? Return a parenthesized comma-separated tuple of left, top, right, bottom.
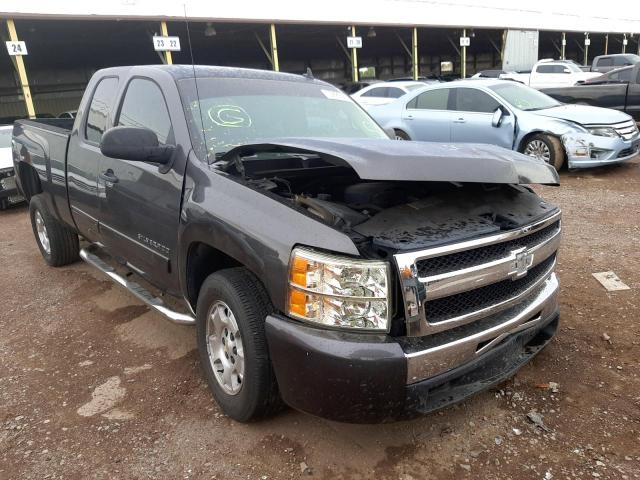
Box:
(1, 160, 640, 480)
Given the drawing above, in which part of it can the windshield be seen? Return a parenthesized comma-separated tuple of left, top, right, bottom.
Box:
(0, 128, 11, 148)
(488, 82, 561, 111)
(565, 61, 583, 72)
(177, 77, 387, 159)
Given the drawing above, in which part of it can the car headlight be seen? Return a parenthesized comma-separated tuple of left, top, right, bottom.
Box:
(587, 127, 619, 138)
(287, 247, 391, 331)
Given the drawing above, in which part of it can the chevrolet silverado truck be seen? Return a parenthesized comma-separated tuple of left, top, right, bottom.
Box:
(500, 59, 600, 89)
(13, 65, 561, 423)
(543, 63, 640, 121)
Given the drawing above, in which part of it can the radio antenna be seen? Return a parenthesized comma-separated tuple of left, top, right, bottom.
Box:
(183, 4, 211, 163)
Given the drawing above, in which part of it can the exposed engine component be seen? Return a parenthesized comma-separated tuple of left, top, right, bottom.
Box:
(343, 182, 409, 211)
(294, 195, 368, 228)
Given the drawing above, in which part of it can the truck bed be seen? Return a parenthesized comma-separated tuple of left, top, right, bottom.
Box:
(542, 83, 630, 113)
(13, 117, 74, 225)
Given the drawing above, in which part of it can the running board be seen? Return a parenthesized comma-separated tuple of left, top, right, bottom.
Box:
(79, 247, 195, 325)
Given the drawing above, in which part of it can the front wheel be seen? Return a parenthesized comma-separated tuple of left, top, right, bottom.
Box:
(522, 134, 565, 171)
(394, 129, 411, 141)
(196, 268, 281, 422)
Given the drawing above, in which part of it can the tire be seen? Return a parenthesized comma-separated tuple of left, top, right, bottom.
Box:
(196, 267, 281, 422)
(394, 129, 411, 141)
(29, 194, 79, 267)
(522, 134, 565, 171)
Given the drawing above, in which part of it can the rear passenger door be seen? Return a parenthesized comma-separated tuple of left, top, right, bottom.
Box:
(402, 88, 454, 141)
(594, 56, 614, 73)
(97, 77, 184, 289)
(450, 87, 514, 149)
(67, 76, 119, 242)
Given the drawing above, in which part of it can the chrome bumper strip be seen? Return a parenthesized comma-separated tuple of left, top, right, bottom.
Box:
(405, 273, 559, 384)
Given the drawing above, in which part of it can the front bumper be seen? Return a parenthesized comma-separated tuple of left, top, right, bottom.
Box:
(265, 274, 559, 423)
(0, 168, 24, 206)
(562, 132, 640, 169)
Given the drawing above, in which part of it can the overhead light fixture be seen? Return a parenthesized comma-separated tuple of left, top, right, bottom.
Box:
(367, 26, 376, 38)
(204, 22, 217, 37)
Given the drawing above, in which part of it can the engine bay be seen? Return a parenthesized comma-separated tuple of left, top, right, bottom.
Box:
(224, 152, 559, 253)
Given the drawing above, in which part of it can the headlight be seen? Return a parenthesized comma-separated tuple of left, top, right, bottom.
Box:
(587, 127, 619, 138)
(287, 247, 391, 331)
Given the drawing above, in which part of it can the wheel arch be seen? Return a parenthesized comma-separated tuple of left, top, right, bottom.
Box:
(184, 241, 243, 311)
(518, 130, 552, 152)
(17, 162, 43, 202)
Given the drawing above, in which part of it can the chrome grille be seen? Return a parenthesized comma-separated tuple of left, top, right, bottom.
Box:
(426, 254, 555, 324)
(394, 210, 561, 337)
(612, 119, 639, 140)
(585, 119, 639, 141)
(416, 221, 560, 278)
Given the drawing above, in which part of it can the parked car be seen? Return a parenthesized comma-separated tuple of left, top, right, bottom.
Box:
(387, 76, 442, 83)
(366, 79, 640, 169)
(58, 110, 77, 119)
(339, 80, 381, 94)
(590, 53, 640, 73)
(542, 63, 640, 120)
(471, 69, 507, 79)
(350, 81, 425, 106)
(500, 59, 601, 89)
(13, 65, 561, 423)
(0, 125, 24, 209)
(579, 66, 635, 85)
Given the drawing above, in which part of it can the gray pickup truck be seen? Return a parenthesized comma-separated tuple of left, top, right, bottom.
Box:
(12, 65, 561, 423)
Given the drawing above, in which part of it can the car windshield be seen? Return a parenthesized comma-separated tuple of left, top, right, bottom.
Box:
(0, 128, 11, 148)
(177, 77, 387, 159)
(488, 83, 561, 111)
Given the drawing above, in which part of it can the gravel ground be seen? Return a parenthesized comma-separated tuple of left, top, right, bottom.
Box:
(1, 160, 640, 480)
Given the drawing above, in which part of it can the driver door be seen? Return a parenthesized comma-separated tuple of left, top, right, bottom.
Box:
(450, 87, 514, 149)
(97, 77, 184, 289)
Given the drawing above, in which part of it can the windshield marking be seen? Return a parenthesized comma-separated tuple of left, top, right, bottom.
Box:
(208, 105, 252, 128)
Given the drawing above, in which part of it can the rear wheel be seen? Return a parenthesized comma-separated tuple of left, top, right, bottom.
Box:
(394, 129, 411, 141)
(196, 267, 281, 422)
(29, 194, 79, 266)
(522, 134, 565, 170)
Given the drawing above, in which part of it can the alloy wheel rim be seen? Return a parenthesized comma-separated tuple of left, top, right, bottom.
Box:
(206, 300, 244, 395)
(524, 140, 551, 163)
(35, 210, 51, 254)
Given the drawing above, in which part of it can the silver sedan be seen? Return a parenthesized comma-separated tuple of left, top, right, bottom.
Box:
(365, 79, 640, 170)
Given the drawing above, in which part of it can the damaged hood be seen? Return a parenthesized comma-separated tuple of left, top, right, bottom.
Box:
(536, 104, 630, 125)
(219, 138, 559, 185)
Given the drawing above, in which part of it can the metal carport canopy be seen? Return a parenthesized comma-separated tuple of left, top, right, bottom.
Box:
(2, 0, 640, 34)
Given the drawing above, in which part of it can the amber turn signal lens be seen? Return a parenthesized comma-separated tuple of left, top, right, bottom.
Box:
(288, 289, 307, 317)
(290, 256, 309, 287)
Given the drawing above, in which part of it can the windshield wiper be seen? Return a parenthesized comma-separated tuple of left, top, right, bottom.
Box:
(523, 106, 555, 111)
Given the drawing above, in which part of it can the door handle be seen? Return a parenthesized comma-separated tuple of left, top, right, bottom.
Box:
(453, 117, 466, 123)
(99, 169, 119, 184)
(406, 114, 414, 120)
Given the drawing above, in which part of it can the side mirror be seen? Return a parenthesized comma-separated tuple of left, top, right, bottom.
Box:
(491, 107, 505, 127)
(100, 126, 174, 164)
(562, 68, 571, 74)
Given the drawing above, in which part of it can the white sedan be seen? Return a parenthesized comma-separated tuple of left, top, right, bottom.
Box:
(0, 125, 24, 210)
(350, 81, 426, 106)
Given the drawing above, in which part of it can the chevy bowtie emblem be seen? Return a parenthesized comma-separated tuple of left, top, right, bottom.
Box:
(511, 248, 534, 279)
